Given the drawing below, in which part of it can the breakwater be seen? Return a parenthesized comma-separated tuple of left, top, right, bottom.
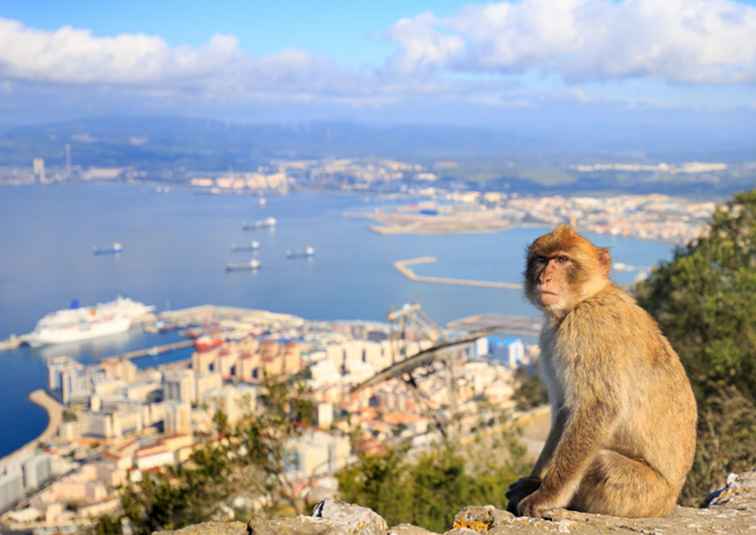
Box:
(394, 257, 521, 290)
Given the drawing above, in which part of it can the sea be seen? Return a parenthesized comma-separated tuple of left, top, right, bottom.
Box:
(0, 183, 673, 458)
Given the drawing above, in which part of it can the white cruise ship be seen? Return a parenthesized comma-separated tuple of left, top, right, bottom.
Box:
(25, 297, 154, 346)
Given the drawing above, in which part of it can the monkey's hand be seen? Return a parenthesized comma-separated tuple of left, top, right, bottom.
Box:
(505, 476, 541, 515)
(517, 488, 562, 518)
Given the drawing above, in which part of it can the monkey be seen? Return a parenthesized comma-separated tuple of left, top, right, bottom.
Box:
(505, 225, 697, 518)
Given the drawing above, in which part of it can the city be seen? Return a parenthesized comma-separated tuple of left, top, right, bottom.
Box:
(0, 304, 536, 533)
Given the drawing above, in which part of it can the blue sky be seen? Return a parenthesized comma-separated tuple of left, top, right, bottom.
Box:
(0, 0, 755, 130)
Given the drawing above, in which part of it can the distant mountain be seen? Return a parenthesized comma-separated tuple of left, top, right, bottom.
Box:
(0, 117, 536, 170)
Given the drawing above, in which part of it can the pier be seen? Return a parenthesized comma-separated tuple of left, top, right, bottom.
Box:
(394, 257, 521, 290)
(0, 335, 22, 352)
(100, 339, 194, 361)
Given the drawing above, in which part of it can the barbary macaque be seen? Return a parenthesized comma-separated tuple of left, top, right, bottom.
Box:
(506, 225, 697, 518)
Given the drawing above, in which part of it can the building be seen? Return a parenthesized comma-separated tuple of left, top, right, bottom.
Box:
(285, 431, 351, 479)
(487, 336, 526, 369)
(22, 454, 52, 492)
(194, 371, 223, 402)
(204, 385, 257, 425)
(163, 369, 196, 404)
(164, 401, 192, 435)
(32, 158, 45, 182)
(0, 467, 24, 513)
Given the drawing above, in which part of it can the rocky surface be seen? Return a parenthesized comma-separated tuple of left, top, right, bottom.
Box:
(155, 470, 755, 535)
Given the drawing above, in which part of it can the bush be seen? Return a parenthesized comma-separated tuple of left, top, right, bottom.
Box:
(337, 433, 527, 532)
(634, 189, 756, 504)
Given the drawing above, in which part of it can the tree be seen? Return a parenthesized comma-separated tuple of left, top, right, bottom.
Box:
(511, 366, 548, 411)
(337, 432, 528, 532)
(89, 378, 311, 535)
(634, 189, 756, 504)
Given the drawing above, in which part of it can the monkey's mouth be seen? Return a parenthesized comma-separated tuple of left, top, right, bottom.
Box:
(536, 288, 558, 296)
(537, 289, 560, 305)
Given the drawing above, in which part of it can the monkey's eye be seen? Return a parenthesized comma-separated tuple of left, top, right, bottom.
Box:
(535, 255, 547, 264)
(555, 255, 569, 264)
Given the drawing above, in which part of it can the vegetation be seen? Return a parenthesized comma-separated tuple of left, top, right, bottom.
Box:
(337, 432, 528, 533)
(512, 366, 548, 411)
(90, 379, 312, 535)
(635, 189, 755, 504)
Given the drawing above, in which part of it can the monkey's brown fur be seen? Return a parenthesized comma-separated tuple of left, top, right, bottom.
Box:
(506, 225, 697, 518)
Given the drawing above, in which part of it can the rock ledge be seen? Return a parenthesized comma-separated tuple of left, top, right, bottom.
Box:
(155, 470, 755, 535)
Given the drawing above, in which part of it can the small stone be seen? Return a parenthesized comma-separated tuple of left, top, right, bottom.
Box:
(452, 505, 514, 532)
(311, 498, 388, 535)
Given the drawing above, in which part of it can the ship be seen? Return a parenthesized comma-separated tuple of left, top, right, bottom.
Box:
(286, 245, 316, 259)
(24, 297, 154, 347)
(242, 217, 277, 230)
(93, 242, 123, 255)
(231, 241, 260, 252)
(225, 259, 261, 272)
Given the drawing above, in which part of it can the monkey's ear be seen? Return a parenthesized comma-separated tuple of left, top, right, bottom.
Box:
(598, 247, 611, 275)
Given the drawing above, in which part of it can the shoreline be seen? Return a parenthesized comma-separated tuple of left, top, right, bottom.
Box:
(0, 390, 62, 467)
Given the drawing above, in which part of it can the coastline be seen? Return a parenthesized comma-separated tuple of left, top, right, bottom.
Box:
(0, 390, 62, 467)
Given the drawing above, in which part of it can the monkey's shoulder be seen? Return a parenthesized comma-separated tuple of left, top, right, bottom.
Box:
(557, 285, 661, 356)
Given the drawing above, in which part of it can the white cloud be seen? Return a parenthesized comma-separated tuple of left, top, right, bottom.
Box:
(385, 0, 756, 85)
(0, 18, 242, 85)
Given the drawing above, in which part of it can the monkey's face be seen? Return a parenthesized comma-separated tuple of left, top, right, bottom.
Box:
(526, 252, 575, 312)
(524, 225, 611, 316)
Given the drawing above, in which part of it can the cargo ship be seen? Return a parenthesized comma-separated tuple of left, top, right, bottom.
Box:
(24, 297, 153, 346)
(242, 217, 277, 230)
(286, 246, 315, 259)
(93, 242, 124, 255)
(225, 259, 261, 272)
(231, 241, 260, 252)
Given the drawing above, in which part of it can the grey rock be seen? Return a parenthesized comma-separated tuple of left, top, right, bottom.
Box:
(154, 521, 247, 535)
(312, 498, 389, 535)
(156, 470, 756, 535)
(388, 524, 441, 535)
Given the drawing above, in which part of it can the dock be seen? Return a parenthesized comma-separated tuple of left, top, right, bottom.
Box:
(394, 257, 521, 290)
(100, 339, 194, 361)
(0, 335, 23, 352)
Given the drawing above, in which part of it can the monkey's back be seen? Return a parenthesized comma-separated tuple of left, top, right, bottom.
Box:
(555, 285, 697, 494)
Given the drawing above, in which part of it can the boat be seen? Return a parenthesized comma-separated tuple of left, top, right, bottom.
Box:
(225, 259, 261, 272)
(242, 217, 277, 231)
(258, 197, 267, 207)
(286, 245, 316, 259)
(24, 297, 154, 347)
(93, 242, 123, 255)
(231, 241, 260, 252)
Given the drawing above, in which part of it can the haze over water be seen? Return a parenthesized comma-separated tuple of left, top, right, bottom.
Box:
(0, 184, 672, 457)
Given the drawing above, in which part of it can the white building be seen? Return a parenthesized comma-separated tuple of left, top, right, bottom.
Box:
(285, 431, 351, 479)
(22, 454, 52, 492)
(163, 369, 196, 404)
(0, 467, 23, 513)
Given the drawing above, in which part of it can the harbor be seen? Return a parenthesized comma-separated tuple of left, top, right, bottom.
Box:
(394, 256, 522, 290)
(98, 339, 194, 361)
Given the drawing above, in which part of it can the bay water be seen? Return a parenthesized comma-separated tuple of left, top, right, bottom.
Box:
(0, 184, 672, 457)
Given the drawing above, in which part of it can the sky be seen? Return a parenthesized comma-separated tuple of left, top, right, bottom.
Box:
(0, 0, 755, 130)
